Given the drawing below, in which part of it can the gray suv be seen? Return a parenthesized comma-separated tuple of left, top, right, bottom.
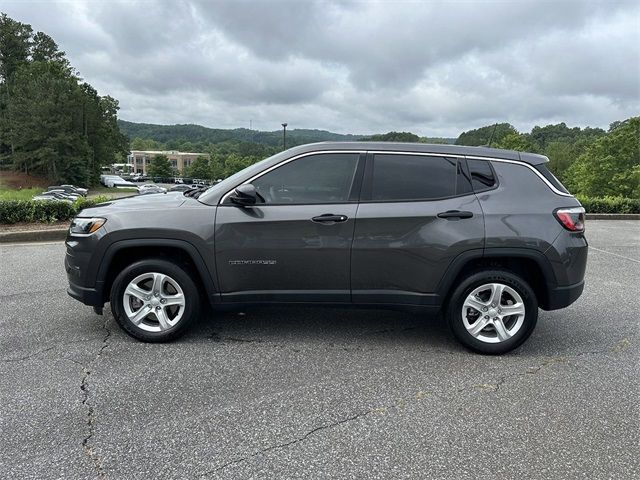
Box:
(65, 142, 587, 354)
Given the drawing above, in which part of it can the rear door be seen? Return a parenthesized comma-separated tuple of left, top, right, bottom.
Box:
(215, 151, 364, 303)
(351, 152, 484, 305)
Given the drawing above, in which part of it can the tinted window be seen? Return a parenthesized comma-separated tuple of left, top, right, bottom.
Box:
(534, 164, 569, 194)
(252, 153, 359, 204)
(370, 155, 469, 201)
(467, 159, 497, 191)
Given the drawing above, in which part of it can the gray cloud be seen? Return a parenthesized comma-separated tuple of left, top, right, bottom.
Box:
(2, 0, 639, 136)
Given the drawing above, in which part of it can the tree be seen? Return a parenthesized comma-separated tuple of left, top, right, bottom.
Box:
(495, 132, 538, 152)
(188, 155, 211, 179)
(456, 123, 518, 146)
(362, 131, 421, 142)
(0, 13, 32, 83)
(0, 14, 128, 184)
(31, 31, 68, 65)
(564, 117, 639, 197)
(147, 154, 173, 177)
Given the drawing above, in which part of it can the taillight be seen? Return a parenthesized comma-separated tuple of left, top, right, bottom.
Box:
(554, 207, 585, 232)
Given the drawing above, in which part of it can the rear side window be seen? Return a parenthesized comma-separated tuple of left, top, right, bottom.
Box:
(467, 159, 497, 192)
(369, 154, 472, 201)
(534, 164, 570, 194)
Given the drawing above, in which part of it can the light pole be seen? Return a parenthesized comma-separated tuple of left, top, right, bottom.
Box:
(281, 123, 288, 151)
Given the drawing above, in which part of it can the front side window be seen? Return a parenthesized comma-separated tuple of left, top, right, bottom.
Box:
(252, 153, 359, 204)
(370, 154, 470, 201)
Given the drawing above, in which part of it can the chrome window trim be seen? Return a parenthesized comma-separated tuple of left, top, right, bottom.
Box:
(220, 150, 366, 204)
(220, 149, 572, 203)
(370, 151, 572, 197)
(367, 151, 465, 158)
(464, 155, 573, 197)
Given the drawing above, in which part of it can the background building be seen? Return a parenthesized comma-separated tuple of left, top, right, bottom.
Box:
(127, 150, 208, 175)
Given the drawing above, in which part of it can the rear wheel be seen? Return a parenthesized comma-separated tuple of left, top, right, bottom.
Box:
(446, 270, 538, 354)
(110, 259, 200, 342)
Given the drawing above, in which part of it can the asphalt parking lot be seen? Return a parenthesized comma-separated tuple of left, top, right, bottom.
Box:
(1, 221, 638, 479)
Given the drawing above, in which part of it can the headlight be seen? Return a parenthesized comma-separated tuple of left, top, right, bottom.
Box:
(69, 217, 107, 236)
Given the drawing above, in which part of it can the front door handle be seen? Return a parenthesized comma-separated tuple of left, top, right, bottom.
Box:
(311, 214, 348, 223)
(437, 210, 474, 220)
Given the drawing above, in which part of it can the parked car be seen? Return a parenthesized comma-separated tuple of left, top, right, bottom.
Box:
(48, 189, 82, 200)
(47, 185, 88, 197)
(103, 175, 137, 188)
(66, 142, 587, 354)
(170, 184, 193, 192)
(138, 184, 167, 195)
(33, 191, 75, 203)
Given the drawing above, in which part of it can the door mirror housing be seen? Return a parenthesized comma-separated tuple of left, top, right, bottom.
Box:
(229, 184, 258, 206)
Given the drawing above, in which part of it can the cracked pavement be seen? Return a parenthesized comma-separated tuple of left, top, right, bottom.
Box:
(0, 221, 638, 479)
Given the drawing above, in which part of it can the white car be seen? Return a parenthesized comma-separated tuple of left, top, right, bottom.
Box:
(104, 176, 137, 188)
(32, 192, 75, 203)
(138, 184, 167, 194)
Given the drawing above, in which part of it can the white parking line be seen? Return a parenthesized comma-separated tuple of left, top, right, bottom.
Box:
(589, 246, 640, 264)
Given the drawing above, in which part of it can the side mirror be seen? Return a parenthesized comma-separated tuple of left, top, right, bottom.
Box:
(229, 184, 258, 206)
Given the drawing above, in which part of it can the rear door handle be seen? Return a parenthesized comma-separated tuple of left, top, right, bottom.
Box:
(437, 210, 474, 219)
(311, 214, 348, 223)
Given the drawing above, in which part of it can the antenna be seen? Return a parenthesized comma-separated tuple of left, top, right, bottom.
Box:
(486, 123, 498, 147)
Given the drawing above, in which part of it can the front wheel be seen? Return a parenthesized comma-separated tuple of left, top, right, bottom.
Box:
(446, 270, 538, 354)
(110, 259, 200, 342)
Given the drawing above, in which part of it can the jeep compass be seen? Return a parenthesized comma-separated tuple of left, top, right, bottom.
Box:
(65, 142, 587, 354)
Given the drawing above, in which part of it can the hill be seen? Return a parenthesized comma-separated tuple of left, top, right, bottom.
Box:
(117, 120, 363, 148)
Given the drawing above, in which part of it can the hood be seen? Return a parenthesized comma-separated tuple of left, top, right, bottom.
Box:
(80, 192, 188, 216)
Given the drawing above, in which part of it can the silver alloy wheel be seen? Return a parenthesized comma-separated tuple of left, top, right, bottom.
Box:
(122, 272, 186, 333)
(461, 283, 526, 344)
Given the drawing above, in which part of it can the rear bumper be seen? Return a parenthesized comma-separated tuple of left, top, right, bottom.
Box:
(544, 280, 584, 310)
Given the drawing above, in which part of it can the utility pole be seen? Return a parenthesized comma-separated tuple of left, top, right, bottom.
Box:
(281, 123, 288, 150)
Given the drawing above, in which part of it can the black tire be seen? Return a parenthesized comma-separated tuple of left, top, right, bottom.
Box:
(110, 259, 200, 342)
(446, 270, 538, 354)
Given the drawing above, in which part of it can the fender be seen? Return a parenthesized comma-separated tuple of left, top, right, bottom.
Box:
(91, 233, 218, 305)
(436, 247, 558, 300)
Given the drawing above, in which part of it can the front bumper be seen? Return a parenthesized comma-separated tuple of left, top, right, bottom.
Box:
(67, 281, 102, 307)
(65, 236, 104, 308)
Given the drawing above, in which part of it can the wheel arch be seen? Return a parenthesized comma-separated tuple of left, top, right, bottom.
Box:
(97, 239, 217, 307)
(437, 248, 557, 310)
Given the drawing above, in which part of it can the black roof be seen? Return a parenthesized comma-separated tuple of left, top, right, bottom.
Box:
(287, 142, 548, 165)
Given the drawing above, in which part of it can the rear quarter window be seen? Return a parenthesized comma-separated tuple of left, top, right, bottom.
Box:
(534, 164, 570, 194)
(467, 159, 497, 192)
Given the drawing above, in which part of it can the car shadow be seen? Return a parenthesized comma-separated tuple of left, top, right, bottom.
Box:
(182, 305, 462, 353)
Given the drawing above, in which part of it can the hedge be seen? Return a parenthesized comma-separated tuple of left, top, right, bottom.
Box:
(576, 196, 640, 214)
(0, 196, 110, 224)
(0, 194, 638, 224)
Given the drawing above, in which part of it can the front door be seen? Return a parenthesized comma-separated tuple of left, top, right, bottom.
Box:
(215, 151, 363, 303)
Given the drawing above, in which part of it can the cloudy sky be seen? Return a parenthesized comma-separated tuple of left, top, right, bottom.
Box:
(2, 0, 639, 136)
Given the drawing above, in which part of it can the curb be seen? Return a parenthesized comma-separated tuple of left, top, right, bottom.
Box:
(0, 228, 68, 243)
(585, 214, 640, 220)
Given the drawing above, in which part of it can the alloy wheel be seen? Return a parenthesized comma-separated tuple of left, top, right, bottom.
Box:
(461, 283, 526, 343)
(122, 272, 186, 332)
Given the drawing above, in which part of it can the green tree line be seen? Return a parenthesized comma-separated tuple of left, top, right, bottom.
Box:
(0, 13, 128, 185)
(455, 119, 639, 198)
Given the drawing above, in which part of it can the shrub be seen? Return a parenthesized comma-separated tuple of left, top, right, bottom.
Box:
(0, 195, 111, 224)
(576, 195, 640, 214)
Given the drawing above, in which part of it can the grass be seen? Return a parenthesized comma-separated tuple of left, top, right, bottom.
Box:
(0, 185, 138, 201)
(0, 186, 44, 201)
